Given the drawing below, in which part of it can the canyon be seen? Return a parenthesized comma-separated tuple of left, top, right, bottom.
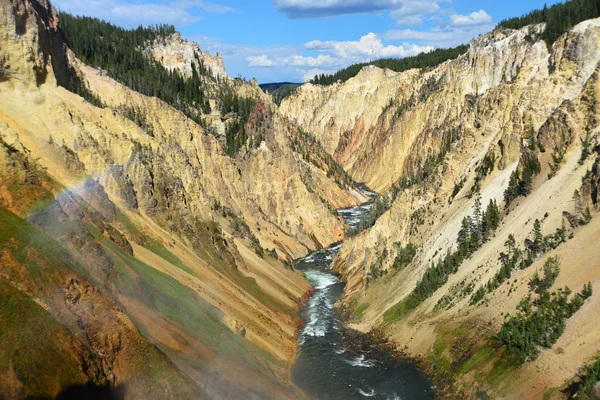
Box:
(282, 16, 600, 400)
(0, 0, 599, 399)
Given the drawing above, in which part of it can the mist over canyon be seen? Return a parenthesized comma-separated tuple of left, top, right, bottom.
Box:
(1, 0, 600, 399)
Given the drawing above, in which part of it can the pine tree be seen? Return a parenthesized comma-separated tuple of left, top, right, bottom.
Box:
(527, 117, 537, 151)
(573, 190, 582, 226)
(467, 216, 480, 253)
(505, 234, 516, 257)
(486, 199, 500, 230)
(580, 128, 592, 165)
(505, 169, 520, 206)
(532, 219, 543, 257)
(458, 216, 471, 256)
(520, 162, 534, 195)
(582, 282, 593, 299)
(472, 190, 483, 246)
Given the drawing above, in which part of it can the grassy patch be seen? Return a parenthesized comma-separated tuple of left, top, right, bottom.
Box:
(0, 279, 86, 398)
(458, 347, 495, 375)
(354, 303, 370, 318)
(485, 348, 521, 389)
(0, 206, 80, 279)
(115, 211, 195, 276)
(88, 224, 270, 367)
(431, 340, 454, 386)
(115, 209, 142, 237)
(383, 294, 422, 324)
(143, 237, 195, 276)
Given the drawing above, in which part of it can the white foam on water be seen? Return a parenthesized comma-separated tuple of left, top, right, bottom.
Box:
(303, 318, 328, 337)
(301, 275, 337, 337)
(345, 354, 373, 368)
(304, 269, 338, 289)
(358, 388, 376, 397)
(386, 394, 402, 400)
(334, 347, 346, 354)
(329, 243, 342, 252)
(302, 252, 318, 263)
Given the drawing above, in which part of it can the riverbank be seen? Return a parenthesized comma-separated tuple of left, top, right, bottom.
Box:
(291, 189, 434, 400)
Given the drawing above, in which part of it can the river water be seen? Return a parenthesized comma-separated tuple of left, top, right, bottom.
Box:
(291, 187, 434, 400)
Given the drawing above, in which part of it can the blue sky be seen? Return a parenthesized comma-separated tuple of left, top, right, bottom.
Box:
(53, 0, 561, 83)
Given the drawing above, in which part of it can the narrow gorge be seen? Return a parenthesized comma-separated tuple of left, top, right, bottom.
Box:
(1, 0, 600, 399)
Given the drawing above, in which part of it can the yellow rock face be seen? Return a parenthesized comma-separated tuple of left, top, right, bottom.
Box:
(0, 0, 362, 398)
(281, 18, 600, 399)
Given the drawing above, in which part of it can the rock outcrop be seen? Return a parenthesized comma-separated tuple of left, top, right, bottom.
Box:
(0, 0, 362, 398)
(283, 18, 600, 399)
(145, 32, 227, 80)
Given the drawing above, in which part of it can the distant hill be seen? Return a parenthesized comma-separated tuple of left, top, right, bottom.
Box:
(259, 82, 303, 105)
(259, 82, 302, 92)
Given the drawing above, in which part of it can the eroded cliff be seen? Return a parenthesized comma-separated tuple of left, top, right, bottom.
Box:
(0, 0, 362, 398)
(283, 18, 600, 399)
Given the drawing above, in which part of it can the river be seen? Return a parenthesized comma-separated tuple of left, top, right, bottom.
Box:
(291, 187, 434, 400)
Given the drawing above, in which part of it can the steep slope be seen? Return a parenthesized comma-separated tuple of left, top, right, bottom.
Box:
(281, 22, 599, 194)
(284, 18, 600, 399)
(0, 0, 362, 398)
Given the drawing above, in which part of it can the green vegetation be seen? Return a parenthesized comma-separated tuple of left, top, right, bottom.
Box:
(0, 206, 81, 278)
(471, 217, 572, 305)
(118, 105, 154, 137)
(457, 346, 496, 375)
(87, 223, 270, 364)
(0, 280, 86, 398)
(471, 152, 496, 194)
(497, 0, 600, 46)
(142, 236, 195, 276)
(384, 192, 500, 323)
(0, 208, 104, 395)
(580, 128, 594, 164)
(392, 242, 418, 270)
(68, 74, 106, 108)
(497, 267, 592, 362)
(451, 177, 466, 200)
(354, 303, 370, 318)
(259, 82, 302, 105)
(529, 256, 560, 294)
(577, 356, 600, 398)
(310, 45, 468, 86)
(221, 94, 258, 156)
(59, 14, 212, 119)
(59, 13, 258, 156)
(504, 147, 541, 207)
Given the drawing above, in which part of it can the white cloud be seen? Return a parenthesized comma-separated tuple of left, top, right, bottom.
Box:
(393, 15, 425, 27)
(305, 32, 433, 60)
(283, 54, 337, 67)
(383, 23, 495, 48)
(298, 68, 338, 82)
(52, 0, 234, 27)
(272, 0, 405, 18)
(390, 0, 441, 26)
(450, 10, 492, 26)
(171, 1, 237, 13)
(247, 55, 278, 67)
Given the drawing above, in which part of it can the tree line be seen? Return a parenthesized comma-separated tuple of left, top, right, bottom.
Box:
(384, 191, 501, 323)
(497, 0, 600, 46)
(310, 45, 468, 86)
(59, 13, 211, 122)
(59, 13, 264, 157)
(496, 257, 592, 363)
